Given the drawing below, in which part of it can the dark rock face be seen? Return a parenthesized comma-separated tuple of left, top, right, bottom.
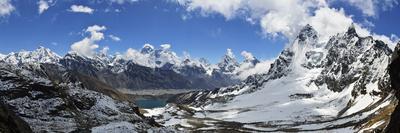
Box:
(0, 102, 32, 133)
(386, 42, 400, 132)
(315, 28, 392, 93)
(298, 24, 318, 42)
(266, 49, 294, 80)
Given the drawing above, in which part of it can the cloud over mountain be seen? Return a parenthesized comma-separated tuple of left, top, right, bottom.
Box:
(172, 0, 399, 46)
(70, 25, 106, 57)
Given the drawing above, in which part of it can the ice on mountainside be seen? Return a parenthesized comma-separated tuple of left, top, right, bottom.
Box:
(159, 24, 395, 132)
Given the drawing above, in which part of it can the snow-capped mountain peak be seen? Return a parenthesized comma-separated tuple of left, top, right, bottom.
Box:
(346, 23, 358, 37)
(0, 53, 5, 60)
(2, 46, 61, 65)
(162, 24, 394, 132)
(275, 24, 323, 73)
(297, 24, 318, 43)
(218, 48, 239, 73)
(140, 43, 155, 54)
(241, 51, 260, 66)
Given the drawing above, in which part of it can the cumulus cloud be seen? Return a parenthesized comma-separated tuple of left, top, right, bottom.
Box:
(38, 0, 56, 14)
(308, 7, 353, 42)
(69, 5, 94, 14)
(38, 0, 49, 14)
(123, 48, 155, 67)
(236, 60, 273, 80)
(109, 35, 121, 41)
(70, 25, 106, 57)
(124, 48, 146, 61)
(241, 51, 254, 61)
(176, 0, 243, 19)
(172, 0, 398, 47)
(0, 0, 15, 16)
(173, 0, 329, 39)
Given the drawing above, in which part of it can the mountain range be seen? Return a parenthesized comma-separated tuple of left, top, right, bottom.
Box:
(1, 24, 400, 132)
(0, 44, 269, 90)
(149, 24, 400, 132)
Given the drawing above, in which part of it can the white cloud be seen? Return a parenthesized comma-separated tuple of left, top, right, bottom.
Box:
(337, 0, 399, 17)
(70, 25, 106, 57)
(173, 0, 328, 39)
(123, 48, 154, 67)
(125, 48, 141, 59)
(109, 35, 121, 41)
(86, 25, 106, 40)
(173, 0, 397, 47)
(308, 7, 353, 42)
(343, 0, 375, 16)
(0, 0, 15, 16)
(69, 5, 94, 14)
(38, 0, 55, 14)
(236, 59, 273, 80)
(160, 44, 171, 50)
(38, 0, 49, 14)
(178, 0, 243, 19)
(100, 46, 110, 55)
(110, 0, 139, 4)
(241, 51, 254, 61)
(251, 0, 322, 38)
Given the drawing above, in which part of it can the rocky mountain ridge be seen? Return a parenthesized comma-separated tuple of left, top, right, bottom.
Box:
(0, 44, 268, 90)
(154, 24, 398, 132)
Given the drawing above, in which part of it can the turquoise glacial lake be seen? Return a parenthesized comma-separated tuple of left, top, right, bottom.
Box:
(135, 98, 167, 109)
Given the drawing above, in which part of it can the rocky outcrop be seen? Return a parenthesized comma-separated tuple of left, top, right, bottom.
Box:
(0, 102, 32, 133)
(386, 42, 400, 132)
(0, 62, 172, 132)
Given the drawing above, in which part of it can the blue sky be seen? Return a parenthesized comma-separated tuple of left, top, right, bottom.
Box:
(0, 0, 399, 63)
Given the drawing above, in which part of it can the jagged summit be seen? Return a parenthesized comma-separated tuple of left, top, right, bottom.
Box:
(346, 23, 358, 37)
(2, 46, 61, 65)
(141, 44, 155, 54)
(164, 22, 394, 132)
(297, 24, 318, 42)
(218, 49, 239, 73)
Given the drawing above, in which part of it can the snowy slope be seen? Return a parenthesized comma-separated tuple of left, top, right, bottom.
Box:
(155, 24, 394, 132)
(0, 53, 5, 60)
